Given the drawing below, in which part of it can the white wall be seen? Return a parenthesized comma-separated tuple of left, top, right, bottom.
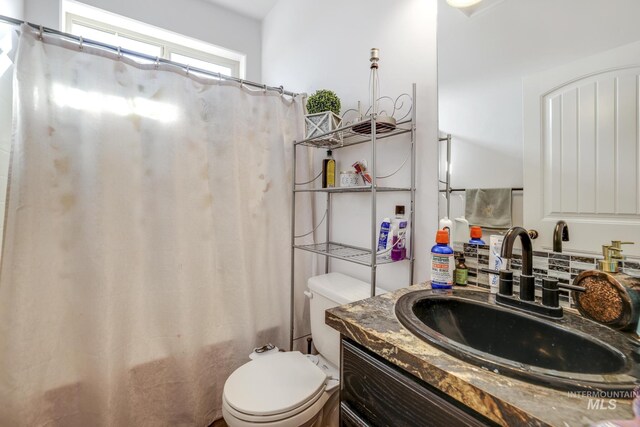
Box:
(0, 23, 17, 243)
(0, 0, 23, 19)
(22, 0, 262, 81)
(438, 0, 640, 191)
(263, 0, 438, 345)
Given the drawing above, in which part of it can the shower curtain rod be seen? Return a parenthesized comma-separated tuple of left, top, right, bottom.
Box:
(0, 14, 300, 97)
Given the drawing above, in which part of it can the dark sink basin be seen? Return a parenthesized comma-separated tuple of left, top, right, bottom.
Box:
(395, 289, 640, 391)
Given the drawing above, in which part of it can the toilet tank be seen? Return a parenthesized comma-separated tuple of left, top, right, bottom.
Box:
(307, 273, 386, 367)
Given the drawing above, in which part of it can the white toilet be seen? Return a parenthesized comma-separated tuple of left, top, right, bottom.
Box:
(222, 272, 385, 427)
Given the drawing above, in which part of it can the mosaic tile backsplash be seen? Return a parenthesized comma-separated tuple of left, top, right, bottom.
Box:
(453, 242, 640, 307)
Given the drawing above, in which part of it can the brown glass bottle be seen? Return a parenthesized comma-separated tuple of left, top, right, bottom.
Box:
(454, 255, 468, 286)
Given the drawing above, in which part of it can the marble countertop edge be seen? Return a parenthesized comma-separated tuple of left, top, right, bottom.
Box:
(325, 283, 634, 427)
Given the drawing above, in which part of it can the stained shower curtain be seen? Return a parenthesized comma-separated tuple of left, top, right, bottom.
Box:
(0, 25, 308, 426)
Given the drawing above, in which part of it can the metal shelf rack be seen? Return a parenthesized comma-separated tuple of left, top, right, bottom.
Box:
(294, 186, 412, 194)
(289, 84, 417, 349)
(294, 242, 398, 267)
(295, 118, 413, 149)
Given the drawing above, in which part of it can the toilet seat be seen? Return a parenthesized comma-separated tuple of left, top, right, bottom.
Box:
(223, 384, 327, 424)
(223, 352, 328, 422)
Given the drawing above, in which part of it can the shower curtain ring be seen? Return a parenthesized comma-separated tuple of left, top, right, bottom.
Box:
(38, 25, 43, 40)
(240, 79, 245, 89)
(155, 57, 160, 69)
(78, 36, 83, 50)
(279, 86, 284, 97)
(116, 46, 122, 60)
(263, 84, 267, 94)
(185, 65, 190, 76)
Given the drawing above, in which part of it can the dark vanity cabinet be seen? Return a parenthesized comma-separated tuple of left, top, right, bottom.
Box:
(340, 338, 496, 427)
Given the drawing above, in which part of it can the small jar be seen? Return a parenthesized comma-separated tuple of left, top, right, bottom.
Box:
(340, 171, 361, 187)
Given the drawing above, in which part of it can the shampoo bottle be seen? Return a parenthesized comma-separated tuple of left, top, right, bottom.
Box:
(469, 226, 485, 245)
(322, 150, 336, 188)
(439, 217, 453, 237)
(453, 216, 470, 244)
(431, 230, 454, 289)
(391, 205, 408, 261)
(377, 218, 391, 255)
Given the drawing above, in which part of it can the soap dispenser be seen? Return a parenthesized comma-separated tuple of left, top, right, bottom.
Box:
(572, 241, 640, 331)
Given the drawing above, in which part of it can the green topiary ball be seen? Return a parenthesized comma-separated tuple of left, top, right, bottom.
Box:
(306, 90, 341, 116)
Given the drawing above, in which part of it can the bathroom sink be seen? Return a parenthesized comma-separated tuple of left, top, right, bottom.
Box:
(395, 289, 640, 391)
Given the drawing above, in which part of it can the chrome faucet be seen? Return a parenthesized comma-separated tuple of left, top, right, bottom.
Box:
(501, 226, 535, 301)
(553, 220, 569, 253)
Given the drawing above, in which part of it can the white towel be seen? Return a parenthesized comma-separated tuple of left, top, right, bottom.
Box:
(465, 188, 512, 229)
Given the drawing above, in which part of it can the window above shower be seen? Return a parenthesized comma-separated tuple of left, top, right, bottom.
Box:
(62, 0, 246, 78)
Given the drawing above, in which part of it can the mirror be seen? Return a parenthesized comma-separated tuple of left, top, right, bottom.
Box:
(437, 0, 640, 259)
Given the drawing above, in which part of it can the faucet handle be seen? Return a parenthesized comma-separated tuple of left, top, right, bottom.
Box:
(498, 270, 513, 296)
(542, 278, 559, 307)
(557, 282, 586, 293)
(542, 278, 586, 308)
(479, 268, 514, 296)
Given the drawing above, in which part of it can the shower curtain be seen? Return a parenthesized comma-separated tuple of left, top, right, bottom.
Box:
(0, 25, 307, 426)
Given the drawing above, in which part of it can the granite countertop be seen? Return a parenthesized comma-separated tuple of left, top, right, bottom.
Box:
(326, 283, 635, 427)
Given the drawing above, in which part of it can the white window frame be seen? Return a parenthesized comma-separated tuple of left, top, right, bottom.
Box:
(61, 0, 246, 78)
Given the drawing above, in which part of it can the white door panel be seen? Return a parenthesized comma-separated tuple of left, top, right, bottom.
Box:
(524, 40, 640, 256)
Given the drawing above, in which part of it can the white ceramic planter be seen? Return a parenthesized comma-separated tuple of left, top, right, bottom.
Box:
(304, 111, 342, 144)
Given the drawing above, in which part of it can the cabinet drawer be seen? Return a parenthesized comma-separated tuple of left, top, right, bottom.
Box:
(341, 338, 494, 427)
(340, 402, 372, 427)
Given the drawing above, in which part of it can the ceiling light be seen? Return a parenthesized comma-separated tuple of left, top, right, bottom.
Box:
(446, 0, 483, 8)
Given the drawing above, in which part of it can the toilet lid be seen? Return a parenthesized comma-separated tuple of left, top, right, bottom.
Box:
(223, 351, 328, 417)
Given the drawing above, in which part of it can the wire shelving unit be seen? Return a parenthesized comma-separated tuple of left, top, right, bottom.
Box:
(289, 84, 417, 349)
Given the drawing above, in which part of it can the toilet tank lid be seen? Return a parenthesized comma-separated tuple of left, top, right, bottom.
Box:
(308, 272, 387, 305)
